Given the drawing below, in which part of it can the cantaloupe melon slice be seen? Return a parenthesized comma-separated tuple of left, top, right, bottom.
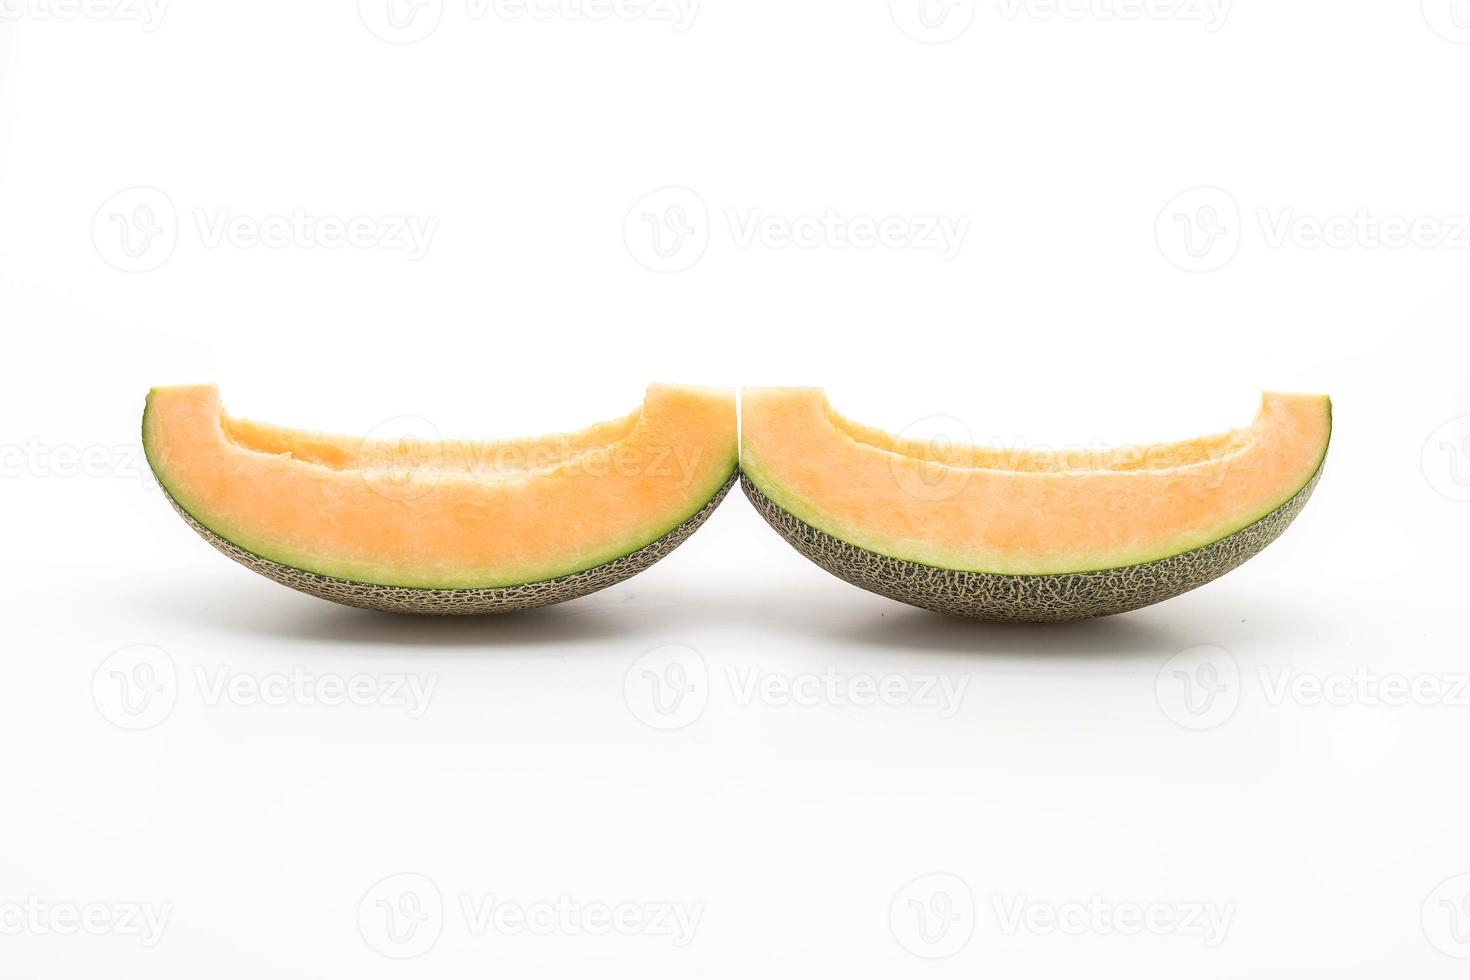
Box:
(143, 384, 737, 614)
(741, 389, 1331, 622)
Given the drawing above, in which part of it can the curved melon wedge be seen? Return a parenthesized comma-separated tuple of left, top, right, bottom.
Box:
(144, 385, 737, 614)
(741, 389, 1331, 622)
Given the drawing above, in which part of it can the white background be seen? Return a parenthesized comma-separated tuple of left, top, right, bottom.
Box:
(2, 1, 1469, 976)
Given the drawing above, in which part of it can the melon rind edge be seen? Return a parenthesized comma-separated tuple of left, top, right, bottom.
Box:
(740, 463, 1325, 622)
(159, 473, 738, 615)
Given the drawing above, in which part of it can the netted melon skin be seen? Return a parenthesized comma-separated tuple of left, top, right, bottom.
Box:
(742, 467, 1323, 622)
(162, 473, 736, 615)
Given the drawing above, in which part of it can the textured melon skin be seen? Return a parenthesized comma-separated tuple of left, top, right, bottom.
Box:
(741, 465, 1324, 622)
(162, 474, 736, 615)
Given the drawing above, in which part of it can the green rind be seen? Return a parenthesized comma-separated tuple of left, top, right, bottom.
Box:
(741, 462, 1324, 622)
(159, 473, 736, 615)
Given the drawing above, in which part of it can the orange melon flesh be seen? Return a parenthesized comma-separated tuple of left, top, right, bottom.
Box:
(144, 385, 737, 589)
(740, 389, 1332, 576)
